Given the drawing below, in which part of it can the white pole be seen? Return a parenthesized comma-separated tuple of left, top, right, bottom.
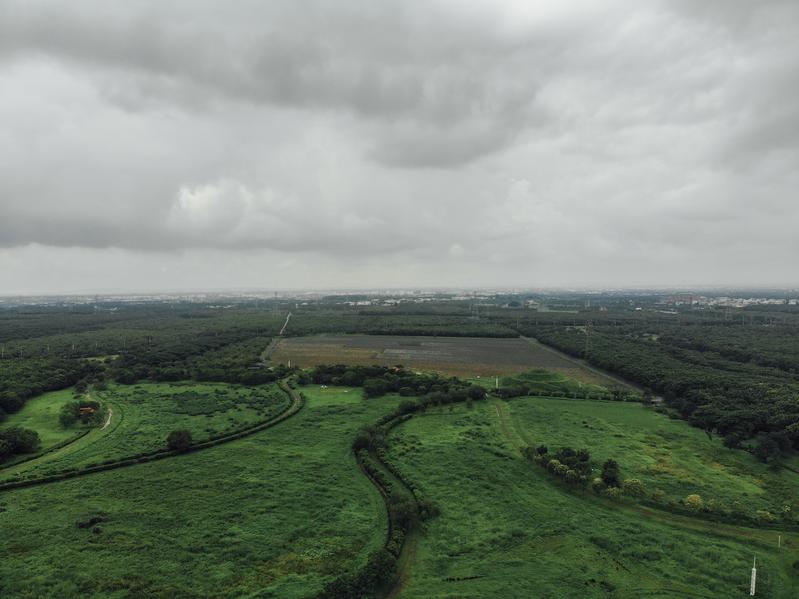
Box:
(750, 556, 757, 596)
(778, 535, 781, 548)
(495, 376, 498, 389)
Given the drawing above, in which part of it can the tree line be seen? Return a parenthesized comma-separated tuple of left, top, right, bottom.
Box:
(522, 323, 799, 462)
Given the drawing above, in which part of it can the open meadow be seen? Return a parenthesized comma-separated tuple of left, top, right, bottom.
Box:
(2, 300, 799, 598)
(385, 399, 799, 598)
(0, 385, 400, 598)
(506, 396, 799, 518)
(0, 382, 290, 482)
(1, 388, 82, 450)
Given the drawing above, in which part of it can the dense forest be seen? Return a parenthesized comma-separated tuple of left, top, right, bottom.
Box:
(503, 310, 799, 461)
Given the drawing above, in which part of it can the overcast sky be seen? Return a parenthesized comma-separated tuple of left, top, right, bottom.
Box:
(1, 0, 797, 294)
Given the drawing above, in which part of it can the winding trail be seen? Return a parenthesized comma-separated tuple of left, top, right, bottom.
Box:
(101, 408, 113, 430)
(352, 413, 423, 599)
(279, 311, 292, 336)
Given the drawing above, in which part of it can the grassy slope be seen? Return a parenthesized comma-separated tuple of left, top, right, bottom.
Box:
(387, 400, 799, 598)
(489, 369, 610, 396)
(508, 396, 799, 517)
(0, 385, 399, 599)
(1, 382, 289, 481)
(0, 389, 79, 448)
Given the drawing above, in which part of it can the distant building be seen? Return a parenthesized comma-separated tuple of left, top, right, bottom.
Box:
(665, 294, 700, 306)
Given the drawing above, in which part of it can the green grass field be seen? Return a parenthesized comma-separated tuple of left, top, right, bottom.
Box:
(497, 368, 611, 396)
(3, 378, 799, 598)
(385, 399, 799, 598)
(0, 385, 401, 598)
(506, 396, 799, 518)
(0, 382, 290, 482)
(0, 388, 82, 449)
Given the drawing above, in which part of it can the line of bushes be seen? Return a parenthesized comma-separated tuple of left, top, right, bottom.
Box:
(318, 376, 487, 598)
(305, 364, 485, 400)
(317, 441, 414, 598)
(495, 384, 639, 402)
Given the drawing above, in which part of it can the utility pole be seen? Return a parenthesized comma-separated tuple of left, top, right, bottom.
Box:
(584, 322, 592, 355)
(750, 556, 757, 596)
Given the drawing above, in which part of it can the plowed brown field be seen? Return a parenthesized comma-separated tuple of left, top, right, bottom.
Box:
(271, 335, 611, 383)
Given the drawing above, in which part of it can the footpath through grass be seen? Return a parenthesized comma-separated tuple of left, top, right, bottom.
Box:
(385, 399, 799, 598)
(0, 385, 400, 598)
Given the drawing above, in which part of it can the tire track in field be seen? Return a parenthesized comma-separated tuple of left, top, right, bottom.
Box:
(490, 398, 526, 451)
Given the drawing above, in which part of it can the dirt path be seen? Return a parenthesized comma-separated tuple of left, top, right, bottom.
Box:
(279, 312, 292, 336)
(386, 530, 418, 599)
(490, 398, 526, 451)
(101, 408, 113, 430)
(260, 338, 282, 363)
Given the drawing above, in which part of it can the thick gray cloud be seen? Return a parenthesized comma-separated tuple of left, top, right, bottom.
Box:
(0, 0, 797, 293)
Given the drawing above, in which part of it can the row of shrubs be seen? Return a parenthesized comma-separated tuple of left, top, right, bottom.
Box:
(639, 493, 796, 528)
(304, 364, 485, 400)
(318, 375, 487, 597)
(317, 444, 413, 597)
(524, 445, 624, 491)
(495, 385, 640, 402)
(375, 445, 440, 523)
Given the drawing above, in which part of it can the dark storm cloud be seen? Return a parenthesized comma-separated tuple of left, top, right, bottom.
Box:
(0, 0, 797, 292)
(0, 0, 546, 166)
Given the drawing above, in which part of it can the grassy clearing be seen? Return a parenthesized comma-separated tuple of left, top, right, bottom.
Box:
(497, 368, 610, 396)
(503, 369, 608, 395)
(507, 396, 799, 518)
(385, 400, 799, 598)
(0, 382, 289, 481)
(0, 389, 80, 449)
(0, 385, 402, 598)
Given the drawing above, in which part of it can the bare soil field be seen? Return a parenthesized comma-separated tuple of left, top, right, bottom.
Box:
(271, 335, 613, 382)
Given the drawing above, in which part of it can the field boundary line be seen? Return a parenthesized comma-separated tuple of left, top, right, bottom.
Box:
(0, 379, 304, 493)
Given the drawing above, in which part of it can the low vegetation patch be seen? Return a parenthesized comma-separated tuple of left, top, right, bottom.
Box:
(508, 396, 799, 521)
(0, 382, 289, 482)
